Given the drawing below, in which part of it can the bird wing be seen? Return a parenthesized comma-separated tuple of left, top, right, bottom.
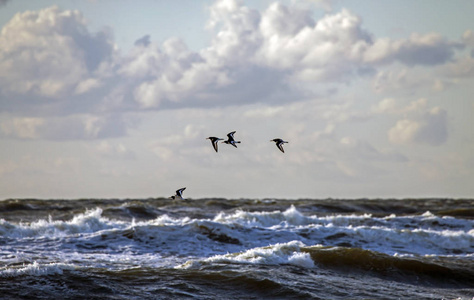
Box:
(176, 187, 186, 197)
(227, 131, 236, 139)
(276, 142, 285, 153)
(212, 140, 219, 152)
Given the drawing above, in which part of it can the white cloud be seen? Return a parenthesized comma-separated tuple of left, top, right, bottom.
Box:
(0, 117, 44, 139)
(1, 3, 464, 108)
(257, 7, 373, 82)
(119, 1, 466, 111)
(373, 97, 449, 146)
(439, 55, 474, 78)
(388, 105, 448, 146)
(243, 105, 285, 118)
(0, 6, 114, 98)
(74, 78, 103, 95)
(462, 30, 474, 49)
(96, 141, 136, 160)
(388, 119, 421, 145)
(372, 67, 448, 95)
(0, 114, 129, 140)
(364, 33, 461, 66)
(339, 136, 408, 164)
(0, 2, 467, 142)
(303, 0, 339, 11)
(373, 97, 428, 115)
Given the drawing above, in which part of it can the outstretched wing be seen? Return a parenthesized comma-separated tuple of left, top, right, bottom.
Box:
(207, 137, 222, 152)
(227, 131, 236, 140)
(176, 187, 186, 197)
(276, 142, 285, 153)
(212, 140, 219, 152)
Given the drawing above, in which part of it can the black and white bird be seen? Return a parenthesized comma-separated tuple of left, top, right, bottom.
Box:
(222, 131, 241, 148)
(270, 138, 288, 153)
(170, 187, 186, 200)
(206, 137, 224, 152)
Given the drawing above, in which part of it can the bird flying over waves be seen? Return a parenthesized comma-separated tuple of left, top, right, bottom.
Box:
(206, 137, 224, 152)
(222, 131, 241, 148)
(170, 187, 186, 200)
(271, 138, 288, 153)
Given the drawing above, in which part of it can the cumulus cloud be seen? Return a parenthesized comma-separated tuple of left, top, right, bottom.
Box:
(364, 33, 462, 66)
(439, 56, 474, 78)
(372, 97, 448, 146)
(0, 1, 467, 140)
(256, 6, 373, 82)
(0, 6, 114, 99)
(388, 105, 448, 146)
(120, 0, 465, 109)
(1, 2, 464, 108)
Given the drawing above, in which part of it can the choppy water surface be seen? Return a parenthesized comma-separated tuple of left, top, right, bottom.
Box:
(1, 198, 473, 299)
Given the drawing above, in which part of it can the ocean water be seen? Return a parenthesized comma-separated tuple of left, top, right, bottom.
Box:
(0, 198, 473, 299)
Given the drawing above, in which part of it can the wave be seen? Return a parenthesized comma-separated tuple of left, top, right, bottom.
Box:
(1, 205, 473, 258)
(0, 261, 77, 278)
(178, 241, 474, 287)
(177, 241, 315, 269)
(303, 245, 474, 286)
(0, 208, 128, 238)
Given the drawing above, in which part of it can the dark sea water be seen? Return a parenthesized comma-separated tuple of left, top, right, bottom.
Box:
(0, 198, 473, 299)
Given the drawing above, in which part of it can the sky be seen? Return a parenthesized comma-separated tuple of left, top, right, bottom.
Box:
(1, 0, 473, 200)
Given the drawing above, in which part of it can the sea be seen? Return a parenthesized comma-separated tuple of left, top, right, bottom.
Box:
(0, 198, 473, 299)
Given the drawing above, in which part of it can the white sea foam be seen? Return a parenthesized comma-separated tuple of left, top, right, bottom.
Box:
(0, 208, 128, 238)
(0, 261, 77, 278)
(178, 241, 315, 269)
(1, 205, 473, 262)
(213, 205, 310, 227)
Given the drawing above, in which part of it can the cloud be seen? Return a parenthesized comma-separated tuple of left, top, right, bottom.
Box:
(1, 3, 463, 106)
(121, 0, 465, 109)
(371, 98, 448, 146)
(373, 69, 427, 94)
(462, 30, 474, 49)
(339, 136, 408, 162)
(372, 97, 428, 115)
(0, 0, 10, 6)
(303, 0, 339, 11)
(0, 2, 466, 141)
(0, 114, 129, 140)
(388, 106, 448, 146)
(439, 55, 474, 79)
(134, 35, 151, 47)
(0, 6, 114, 99)
(364, 33, 462, 66)
(256, 6, 373, 82)
(95, 141, 136, 160)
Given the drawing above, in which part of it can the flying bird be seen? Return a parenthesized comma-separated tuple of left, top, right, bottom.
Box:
(222, 131, 241, 148)
(206, 137, 224, 152)
(271, 138, 288, 153)
(170, 187, 186, 200)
